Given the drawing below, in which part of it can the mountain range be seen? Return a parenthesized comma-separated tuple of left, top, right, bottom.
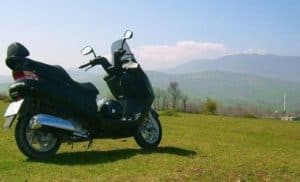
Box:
(166, 54, 300, 83)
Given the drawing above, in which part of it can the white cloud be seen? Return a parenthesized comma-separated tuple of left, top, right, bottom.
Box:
(133, 41, 230, 70)
(132, 41, 269, 70)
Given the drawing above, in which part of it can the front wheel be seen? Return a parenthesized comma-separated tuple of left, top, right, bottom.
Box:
(134, 112, 162, 149)
(15, 113, 61, 160)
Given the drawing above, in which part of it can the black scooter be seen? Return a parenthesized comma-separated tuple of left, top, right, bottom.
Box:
(3, 30, 162, 160)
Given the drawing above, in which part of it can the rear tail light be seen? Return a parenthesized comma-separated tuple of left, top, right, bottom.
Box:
(12, 71, 39, 81)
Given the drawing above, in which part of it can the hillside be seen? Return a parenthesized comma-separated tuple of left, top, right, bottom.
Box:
(0, 83, 9, 94)
(167, 54, 300, 83)
(0, 75, 11, 94)
(0, 101, 299, 181)
(0, 75, 12, 83)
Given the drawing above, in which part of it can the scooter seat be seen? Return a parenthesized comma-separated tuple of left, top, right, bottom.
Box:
(77, 82, 99, 95)
(53, 65, 99, 95)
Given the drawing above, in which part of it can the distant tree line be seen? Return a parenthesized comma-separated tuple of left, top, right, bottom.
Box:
(153, 81, 217, 114)
(153, 81, 297, 119)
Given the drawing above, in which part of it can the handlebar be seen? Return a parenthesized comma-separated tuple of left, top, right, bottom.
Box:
(79, 62, 92, 69)
(79, 49, 130, 71)
(79, 56, 105, 70)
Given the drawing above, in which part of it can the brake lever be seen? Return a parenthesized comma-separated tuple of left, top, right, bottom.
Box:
(85, 65, 93, 72)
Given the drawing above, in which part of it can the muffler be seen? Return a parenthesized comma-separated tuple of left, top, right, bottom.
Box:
(29, 114, 89, 137)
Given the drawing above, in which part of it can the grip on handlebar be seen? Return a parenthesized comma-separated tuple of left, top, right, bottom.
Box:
(79, 62, 91, 69)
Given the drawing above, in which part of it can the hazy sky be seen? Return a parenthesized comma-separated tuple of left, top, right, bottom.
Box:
(0, 0, 299, 75)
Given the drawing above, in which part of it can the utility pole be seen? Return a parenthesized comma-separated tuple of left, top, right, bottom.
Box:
(283, 93, 286, 115)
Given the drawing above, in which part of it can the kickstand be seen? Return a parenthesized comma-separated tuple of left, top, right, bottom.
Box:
(68, 142, 74, 150)
(86, 140, 93, 150)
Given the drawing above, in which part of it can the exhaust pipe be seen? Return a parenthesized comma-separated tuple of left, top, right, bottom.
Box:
(29, 114, 89, 137)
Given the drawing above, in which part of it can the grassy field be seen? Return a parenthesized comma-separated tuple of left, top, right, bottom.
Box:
(0, 101, 299, 181)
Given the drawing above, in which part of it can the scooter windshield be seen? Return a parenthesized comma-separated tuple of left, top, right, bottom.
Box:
(111, 39, 136, 64)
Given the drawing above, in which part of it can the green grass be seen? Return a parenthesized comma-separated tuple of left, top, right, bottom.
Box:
(0, 101, 299, 181)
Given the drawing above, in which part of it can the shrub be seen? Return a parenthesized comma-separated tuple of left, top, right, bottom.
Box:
(160, 109, 180, 117)
(0, 93, 10, 103)
(202, 98, 217, 115)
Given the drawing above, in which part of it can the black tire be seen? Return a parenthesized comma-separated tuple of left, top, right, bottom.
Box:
(134, 113, 162, 149)
(15, 113, 61, 160)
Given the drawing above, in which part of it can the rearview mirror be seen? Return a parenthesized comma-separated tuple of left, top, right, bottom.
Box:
(81, 46, 95, 56)
(124, 30, 133, 40)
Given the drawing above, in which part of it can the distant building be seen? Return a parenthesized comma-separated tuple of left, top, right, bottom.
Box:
(281, 116, 298, 121)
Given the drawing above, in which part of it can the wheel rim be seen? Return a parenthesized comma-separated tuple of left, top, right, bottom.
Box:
(25, 120, 58, 152)
(139, 113, 160, 144)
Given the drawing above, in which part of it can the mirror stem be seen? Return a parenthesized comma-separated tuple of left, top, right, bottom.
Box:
(92, 51, 97, 58)
(121, 39, 126, 50)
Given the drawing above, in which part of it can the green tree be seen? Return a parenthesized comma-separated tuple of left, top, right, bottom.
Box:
(202, 98, 217, 115)
(181, 94, 189, 112)
(154, 88, 162, 110)
(168, 81, 181, 110)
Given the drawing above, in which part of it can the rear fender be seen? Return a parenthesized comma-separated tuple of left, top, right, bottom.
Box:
(4, 97, 36, 128)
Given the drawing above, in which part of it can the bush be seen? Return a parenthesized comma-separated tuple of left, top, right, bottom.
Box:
(0, 93, 10, 103)
(160, 109, 180, 117)
(202, 98, 217, 115)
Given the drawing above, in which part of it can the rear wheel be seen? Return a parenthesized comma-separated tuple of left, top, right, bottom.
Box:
(134, 112, 162, 149)
(15, 113, 61, 160)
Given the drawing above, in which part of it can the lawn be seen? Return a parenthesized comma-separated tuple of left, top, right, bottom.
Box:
(0, 101, 299, 181)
